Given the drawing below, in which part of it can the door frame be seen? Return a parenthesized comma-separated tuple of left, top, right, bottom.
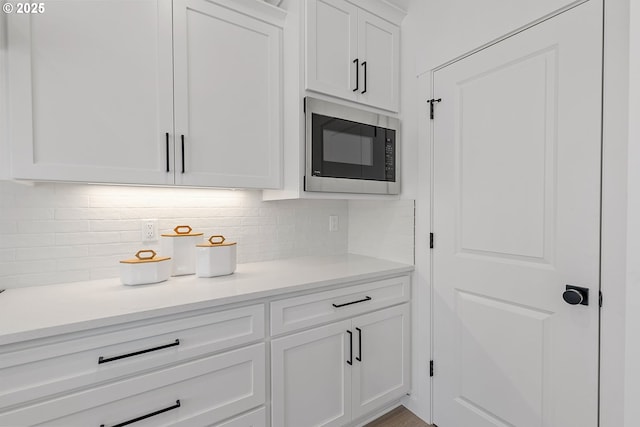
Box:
(411, 0, 616, 424)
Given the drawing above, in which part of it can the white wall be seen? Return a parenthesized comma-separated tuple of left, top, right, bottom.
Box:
(600, 0, 630, 425)
(624, 1, 640, 425)
(416, 0, 581, 73)
(393, 0, 433, 420)
(0, 13, 9, 181)
(0, 182, 349, 289)
(347, 199, 414, 264)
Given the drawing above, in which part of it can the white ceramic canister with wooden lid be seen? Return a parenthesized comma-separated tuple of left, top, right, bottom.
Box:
(196, 235, 237, 278)
(119, 249, 171, 286)
(160, 225, 203, 276)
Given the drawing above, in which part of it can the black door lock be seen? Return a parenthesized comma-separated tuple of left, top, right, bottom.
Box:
(563, 285, 589, 306)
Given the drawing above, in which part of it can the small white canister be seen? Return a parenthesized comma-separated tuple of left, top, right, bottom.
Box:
(160, 225, 203, 276)
(119, 250, 171, 286)
(196, 235, 237, 278)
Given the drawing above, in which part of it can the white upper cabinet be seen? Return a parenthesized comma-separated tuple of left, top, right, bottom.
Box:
(306, 0, 359, 102)
(6, 0, 284, 189)
(356, 10, 399, 112)
(305, 0, 401, 112)
(7, 0, 174, 185)
(173, 0, 282, 189)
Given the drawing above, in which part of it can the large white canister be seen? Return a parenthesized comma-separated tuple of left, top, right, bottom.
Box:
(196, 235, 237, 278)
(119, 250, 171, 286)
(161, 225, 203, 276)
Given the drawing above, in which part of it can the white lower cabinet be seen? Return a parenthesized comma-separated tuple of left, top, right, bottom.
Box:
(214, 407, 266, 427)
(0, 343, 265, 426)
(272, 320, 353, 427)
(271, 303, 410, 427)
(0, 274, 411, 427)
(351, 305, 410, 420)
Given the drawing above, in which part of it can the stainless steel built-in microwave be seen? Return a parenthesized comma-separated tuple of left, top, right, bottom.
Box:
(305, 97, 400, 195)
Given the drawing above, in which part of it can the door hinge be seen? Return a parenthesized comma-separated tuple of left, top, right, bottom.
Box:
(599, 291, 603, 308)
(430, 360, 434, 377)
(430, 233, 434, 249)
(427, 98, 442, 119)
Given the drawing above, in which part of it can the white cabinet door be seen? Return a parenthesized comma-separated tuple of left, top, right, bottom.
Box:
(306, 0, 359, 101)
(7, 0, 174, 185)
(173, 0, 282, 189)
(305, 0, 399, 112)
(213, 407, 265, 427)
(351, 303, 410, 419)
(357, 9, 399, 112)
(271, 320, 352, 427)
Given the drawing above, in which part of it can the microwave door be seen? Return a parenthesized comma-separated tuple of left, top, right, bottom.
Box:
(312, 114, 378, 179)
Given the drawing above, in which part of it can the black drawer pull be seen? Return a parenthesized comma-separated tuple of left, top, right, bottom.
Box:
(332, 296, 371, 308)
(100, 400, 181, 427)
(98, 339, 180, 364)
(346, 330, 353, 365)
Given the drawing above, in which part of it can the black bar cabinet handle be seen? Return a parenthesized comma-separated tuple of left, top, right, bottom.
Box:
(165, 133, 170, 172)
(352, 58, 359, 92)
(346, 330, 353, 365)
(361, 61, 367, 94)
(332, 296, 371, 308)
(181, 135, 185, 173)
(100, 400, 181, 427)
(98, 339, 180, 364)
(355, 327, 362, 362)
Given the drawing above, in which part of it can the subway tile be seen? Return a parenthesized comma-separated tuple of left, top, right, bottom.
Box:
(1, 186, 355, 288)
(15, 246, 89, 260)
(57, 255, 123, 271)
(0, 234, 55, 248)
(88, 243, 143, 257)
(90, 219, 139, 232)
(0, 249, 15, 262)
(0, 207, 55, 220)
(17, 270, 91, 287)
(18, 220, 89, 234)
(0, 221, 17, 234)
(54, 232, 121, 246)
(0, 260, 57, 277)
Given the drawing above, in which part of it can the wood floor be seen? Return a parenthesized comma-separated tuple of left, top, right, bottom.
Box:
(365, 406, 433, 427)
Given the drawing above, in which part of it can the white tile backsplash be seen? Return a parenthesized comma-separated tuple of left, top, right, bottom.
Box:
(348, 199, 415, 265)
(0, 182, 349, 289)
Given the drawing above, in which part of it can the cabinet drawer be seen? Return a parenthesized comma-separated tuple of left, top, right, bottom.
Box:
(0, 343, 266, 427)
(270, 275, 409, 335)
(0, 304, 264, 410)
(215, 407, 266, 427)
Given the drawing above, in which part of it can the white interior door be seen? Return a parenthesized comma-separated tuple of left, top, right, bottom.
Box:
(432, 1, 602, 426)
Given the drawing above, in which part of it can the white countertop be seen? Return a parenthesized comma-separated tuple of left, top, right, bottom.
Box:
(0, 254, 413, 345)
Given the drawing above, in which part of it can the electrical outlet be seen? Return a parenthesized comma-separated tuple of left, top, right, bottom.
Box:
(141, 219, 158, 243)
(329, 215, 339, 232)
